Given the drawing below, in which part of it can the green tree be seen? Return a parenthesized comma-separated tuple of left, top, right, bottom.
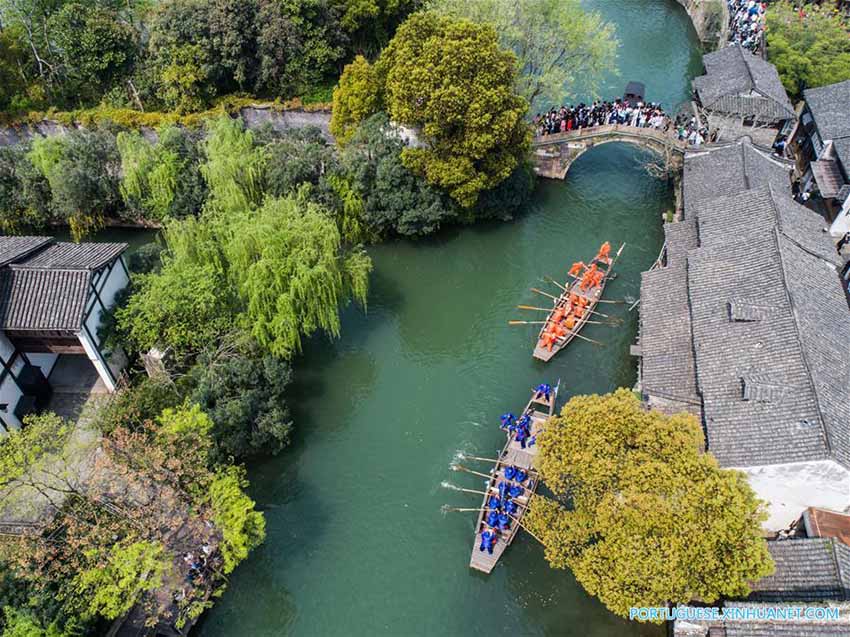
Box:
(429, 0, 617, 110)
(0, 145, 52, 232)
(28, 128, 121, 239)
(207, 467, 265, 574)
(255, 0, 347, 97)
(202, 115, 268, 215)
(220, 194, 372, 357)
(49, 3, 137, 102)
(71, 541, 168, 621)
(340, 112, 458, 235)
(117, 125, 207, 221)
(767, 1, 850, 97)
(335, 0, 420, 55)
(525, 389, 774, 619)
(184, 335, 293, 459)
(330, 55, 381, 145)
(376, 11, 529, 207)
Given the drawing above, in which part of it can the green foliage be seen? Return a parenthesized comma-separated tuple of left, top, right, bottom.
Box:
(220, 194, 372, 356)
(767, 1, 850, 97)
(331, 55, 381, 145)
(49, 3, 137, 103)
(184, 336, 293, 459)
(202, 115, 268, 214)
(429, 0, 617, 110)
(525, 389, 774, 619)
(0, 145, 52, 232)
(117, 255, 236, 357)
(71, 540, 168, 621)
(340, 112, 458, 235)
(117, 125, 207, 221)
(336, 0, 421, 55)
(91, 378, 182, 435)
(27, 128, 121, 239)
(1, 607, 77, 637)
(0, 412, 71, 488)
(377, 11, 529, 207)
(207, 466, 265, 574)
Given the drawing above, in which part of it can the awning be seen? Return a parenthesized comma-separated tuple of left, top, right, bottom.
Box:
(811, 159, 846, 199)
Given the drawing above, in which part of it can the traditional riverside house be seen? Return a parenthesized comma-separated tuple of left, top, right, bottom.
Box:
(692, 44, 796, 146)
(636, 141, 850, 533)
(0, 236, 129, 432)
(791, 79, 850, 234)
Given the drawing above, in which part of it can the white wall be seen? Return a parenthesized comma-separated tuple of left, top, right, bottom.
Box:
(829, 196, 850, 236)
(739, 460, 850, 531)
(0, 332, 23, 433)
(77, 329, 116, 393)
(84, 258, 129, 348)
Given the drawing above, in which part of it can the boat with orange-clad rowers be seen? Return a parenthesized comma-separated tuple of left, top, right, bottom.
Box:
(511, 242, 625, 362)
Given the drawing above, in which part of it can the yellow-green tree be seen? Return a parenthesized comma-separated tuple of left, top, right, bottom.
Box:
(330, 55, 381, 146)
(526, 389, 773, 619)
(376, 11, 529, 208)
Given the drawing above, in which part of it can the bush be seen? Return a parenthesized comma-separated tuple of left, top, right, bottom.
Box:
(0, 145, 52, 232)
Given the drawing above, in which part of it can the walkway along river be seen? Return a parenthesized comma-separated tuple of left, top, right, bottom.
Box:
(167, 2, 706, 635)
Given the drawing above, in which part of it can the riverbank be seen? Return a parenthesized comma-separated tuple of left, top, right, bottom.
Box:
(675, 0, 729, 51)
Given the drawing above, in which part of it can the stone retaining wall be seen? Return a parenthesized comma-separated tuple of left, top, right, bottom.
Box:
(0, 105, 333, 148)
(675, 0, 729, 51)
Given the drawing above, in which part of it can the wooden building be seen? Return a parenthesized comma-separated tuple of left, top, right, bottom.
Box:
(790, 79, 850, 235)
(692, 44, 796, 147)
(0, 236, 129, 432)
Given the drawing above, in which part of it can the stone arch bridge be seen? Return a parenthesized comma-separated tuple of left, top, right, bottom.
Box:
(531, 124, 687, 180)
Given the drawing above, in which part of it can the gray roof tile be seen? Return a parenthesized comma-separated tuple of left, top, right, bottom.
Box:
(0, 236, 52, 268)
(750, 539, 848, 602)
(14, 242, 127, 271)
(0, 269, 91, 331)
(804, 80, 850, 142)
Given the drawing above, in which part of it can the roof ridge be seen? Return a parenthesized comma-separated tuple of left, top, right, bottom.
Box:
(770, 221, 832, 457)
(769, 184, 840, 267)
(738, 44, 756, 92)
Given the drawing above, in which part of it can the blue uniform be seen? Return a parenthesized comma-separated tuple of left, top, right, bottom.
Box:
(488, 495, 502, 510)
(515, 469, 528, 483)
(535, 383, 552, 400)
(505, 500, 518, 514)
(504, 466, 517, 480)
(509, 485, 524, 498)
(498, 513, 510, 530)
(500, 413, 516, 430)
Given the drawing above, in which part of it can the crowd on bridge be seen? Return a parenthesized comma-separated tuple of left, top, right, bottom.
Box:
(533, 98, 670, 137)
(727, 0, 767, 53)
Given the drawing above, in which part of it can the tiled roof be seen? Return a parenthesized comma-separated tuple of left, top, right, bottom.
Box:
(749, 539, 850, 602)
(0, 236, 52, 267)
(14, 242, 127, 271)
(804, 80, 850, 142)
(639, 264, 700, 415)
(683, 140, 793, 212)
(0, 236, 127, 332)
(0, 269, 91, 331)
(693, 45, 795, 120)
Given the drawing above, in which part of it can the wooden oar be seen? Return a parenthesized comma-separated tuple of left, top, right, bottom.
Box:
(595, 298, 626, 304)
(441, 507, 544, 545)
(542, 276, 567, 292)
(518, 304, 613, 320)
(509, 319, 616, 327)
(452, 465, 495, 481)
(459, 454, 502, 464)
(558, 330, 606, 347)
(508, 513, 546, 545)
(530, 287, 561, 301)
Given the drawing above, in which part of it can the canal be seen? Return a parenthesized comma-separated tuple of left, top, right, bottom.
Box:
(97, 2, 703, 634)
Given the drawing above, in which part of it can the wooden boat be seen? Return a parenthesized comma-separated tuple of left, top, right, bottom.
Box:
(469, 381, 560, 574)
(532, 243, 625, 362)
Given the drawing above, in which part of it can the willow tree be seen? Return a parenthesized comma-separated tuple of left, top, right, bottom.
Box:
(525, 389, 773, 620)
(221, 194, 372, 357)
(331, 55, 381, 146)
(376, 11, 529, 208)
(201, 115, 268, 216)
(429, 0, 617, 110)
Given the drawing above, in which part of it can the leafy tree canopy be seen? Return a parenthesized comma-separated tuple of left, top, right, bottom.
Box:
(207, 466, 265, 574)
(331, 55, 381, 145)
(429, 0, 617, 110)
(525, 389, 774, 619)
(0, 145, 52, 233)
(767, 1, 850, 98)
(376, 11, 529, 207)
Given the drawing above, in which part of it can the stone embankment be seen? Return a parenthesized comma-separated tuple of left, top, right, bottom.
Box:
(675, 0, 729, 51)
(0, 105, 332, 148)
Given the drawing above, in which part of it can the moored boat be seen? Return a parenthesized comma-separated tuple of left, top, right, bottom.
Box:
(532, 242, 625, 362)
(468, 381, 559, 574)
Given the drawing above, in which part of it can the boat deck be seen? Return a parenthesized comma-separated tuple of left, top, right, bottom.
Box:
(468, 391, 554, 574)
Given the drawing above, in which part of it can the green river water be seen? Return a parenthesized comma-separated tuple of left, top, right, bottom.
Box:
(98, 3, 704, 634)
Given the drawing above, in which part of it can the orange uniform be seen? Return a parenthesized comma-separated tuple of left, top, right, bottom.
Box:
(568, 261, 585, 278)
(564, 315, 576, 330)
(596, 241, 611, 262)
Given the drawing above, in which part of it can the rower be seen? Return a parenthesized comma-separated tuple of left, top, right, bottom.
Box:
(486, 510, 500, 528)
(498, 481, 509, 500)
(497, 512, 511, 530)
(500, 413, 515, 431)
(515, 469, 528, 483)
(596, 241, 611, 262)
(564, 314, 576, 330)
(535, 383, 552, 401)
(488, 495, 502, 510)
(568, 261, 585, 278)
(509, 484, 524, 498)
(480, 529, 497, 554)
(504, 466, 517, 481)
(504, 499, 518, 515)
